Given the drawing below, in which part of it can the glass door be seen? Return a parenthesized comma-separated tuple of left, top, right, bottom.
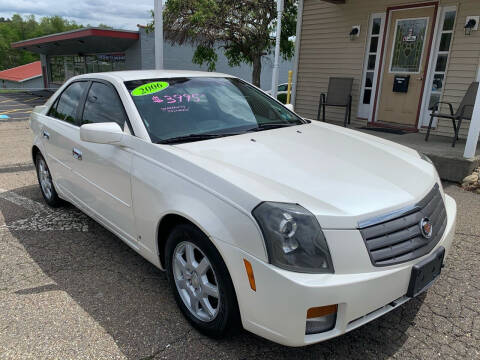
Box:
(358, 13, 385, 120)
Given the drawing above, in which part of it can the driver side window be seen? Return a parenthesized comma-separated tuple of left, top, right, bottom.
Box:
(81, 82, 127, 129)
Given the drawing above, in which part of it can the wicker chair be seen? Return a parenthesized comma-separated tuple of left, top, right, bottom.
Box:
(425, 82, 479, 147)
(317, 77, 354, 127)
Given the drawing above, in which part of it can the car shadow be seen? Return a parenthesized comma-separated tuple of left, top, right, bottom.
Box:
(1, 184, 424, 359)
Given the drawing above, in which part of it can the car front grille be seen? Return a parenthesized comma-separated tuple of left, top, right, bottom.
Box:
(358, 184, 447, 267)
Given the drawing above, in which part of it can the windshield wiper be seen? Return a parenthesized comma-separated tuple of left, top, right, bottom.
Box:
(157, 123, 302, 144)
(157, 133, 239, 144)
(246, 123, 298, 132)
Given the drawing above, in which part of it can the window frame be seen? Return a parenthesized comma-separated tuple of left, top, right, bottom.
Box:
(387, 16, 430, 75)
(48, 78, 134, 134)
(358, 13, 386, 120)
(419, 6, 457, 128)
(80, 79, 134, 134)
(47, 80, 90, 127)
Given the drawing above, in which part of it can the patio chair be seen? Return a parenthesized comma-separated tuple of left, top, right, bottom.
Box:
(425, 81, 479, 147)
(317, 77, 353, 127)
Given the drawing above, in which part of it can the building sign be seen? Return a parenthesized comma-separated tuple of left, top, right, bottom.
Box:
(97, 54, 126, 62)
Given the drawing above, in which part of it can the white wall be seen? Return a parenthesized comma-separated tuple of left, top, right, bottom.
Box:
(0, 77, 43, 89)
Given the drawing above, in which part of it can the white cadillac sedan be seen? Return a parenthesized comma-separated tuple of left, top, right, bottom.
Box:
(30, 70, 456, 347)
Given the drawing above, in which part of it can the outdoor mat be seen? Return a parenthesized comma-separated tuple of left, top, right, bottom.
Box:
(359, 127, 407, 135)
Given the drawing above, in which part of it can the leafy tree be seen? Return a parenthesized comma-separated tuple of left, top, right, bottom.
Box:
(96, 24, 114, 29)
(0, 14, 85, 70)
(149, 0, 297, 87)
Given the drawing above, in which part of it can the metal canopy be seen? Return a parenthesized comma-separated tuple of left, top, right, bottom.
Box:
(11, 28, 139, 56)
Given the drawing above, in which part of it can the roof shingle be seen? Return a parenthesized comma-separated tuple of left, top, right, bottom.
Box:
(0, 61, 42, 82)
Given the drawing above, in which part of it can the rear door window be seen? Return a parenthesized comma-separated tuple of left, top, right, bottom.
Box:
(48, 81, 88, 125)
(81, 82, 127, 129)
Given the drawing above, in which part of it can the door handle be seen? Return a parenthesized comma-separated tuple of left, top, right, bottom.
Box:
(42, 130, 50, 140)
(72, 147, 82, 161)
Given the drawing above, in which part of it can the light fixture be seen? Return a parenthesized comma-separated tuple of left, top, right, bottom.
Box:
(465, 16, 479, 35)
(306, 305, 338, 334)
(350, 25, 360, 40)
(243, 259, 256, 291)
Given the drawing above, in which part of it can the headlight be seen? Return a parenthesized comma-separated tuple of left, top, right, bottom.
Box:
(252, 202, 334, 273)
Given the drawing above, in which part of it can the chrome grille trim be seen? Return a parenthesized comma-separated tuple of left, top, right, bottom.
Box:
(357, 204, 420, 229)
(358, 184, 447, 267)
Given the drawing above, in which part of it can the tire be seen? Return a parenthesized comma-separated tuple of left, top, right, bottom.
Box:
(35, 153, 63, 207)
(165, 223, 240, 338)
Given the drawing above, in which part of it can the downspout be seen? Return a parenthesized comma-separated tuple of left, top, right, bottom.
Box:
(291, 0, 304, 107)
(463, 62, 480, 158)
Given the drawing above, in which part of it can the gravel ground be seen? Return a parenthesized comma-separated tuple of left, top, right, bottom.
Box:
(0, 93, 479, 359)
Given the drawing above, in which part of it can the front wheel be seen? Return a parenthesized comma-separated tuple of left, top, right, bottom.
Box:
(165, 223, 240, 338)
(35, 153, 62, 207)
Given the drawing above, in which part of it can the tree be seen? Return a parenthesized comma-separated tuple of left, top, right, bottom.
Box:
(149, 0, 297, 87)
(0, 14, 85, 70)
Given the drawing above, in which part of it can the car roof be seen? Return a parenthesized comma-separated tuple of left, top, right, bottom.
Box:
(73, 70, 235, 82)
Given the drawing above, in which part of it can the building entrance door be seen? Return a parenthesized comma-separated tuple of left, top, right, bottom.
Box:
(376, 6, 436, 127)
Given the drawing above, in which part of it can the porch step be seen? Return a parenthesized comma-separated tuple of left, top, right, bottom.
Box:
(426, 153, 479, 183)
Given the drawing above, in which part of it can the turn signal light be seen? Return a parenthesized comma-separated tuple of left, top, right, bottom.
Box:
(243, 259, 256, 291)
(307, 304, 338, 319)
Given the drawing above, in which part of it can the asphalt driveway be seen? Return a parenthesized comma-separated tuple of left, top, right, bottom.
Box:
(0, 92, 479, 359)
(0, 92, 46, 122)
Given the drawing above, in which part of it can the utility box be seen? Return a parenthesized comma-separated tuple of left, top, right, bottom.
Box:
(393, 75, 410, 93)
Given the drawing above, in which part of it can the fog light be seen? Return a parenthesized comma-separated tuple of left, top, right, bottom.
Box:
(305, 305, 337, 335)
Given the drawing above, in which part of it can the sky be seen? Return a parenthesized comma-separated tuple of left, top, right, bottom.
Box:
(0, 0, 154, 30)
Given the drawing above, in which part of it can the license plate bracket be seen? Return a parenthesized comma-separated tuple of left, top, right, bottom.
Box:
(407, 246, 445, 298)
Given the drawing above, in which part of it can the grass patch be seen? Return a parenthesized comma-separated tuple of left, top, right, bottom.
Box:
(0, 89, 25, 94)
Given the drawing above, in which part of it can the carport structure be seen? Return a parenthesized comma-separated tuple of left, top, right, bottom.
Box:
(11, 28, 139, 90)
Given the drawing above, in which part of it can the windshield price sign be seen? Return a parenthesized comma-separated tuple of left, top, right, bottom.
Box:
(131, 81, 169, 96)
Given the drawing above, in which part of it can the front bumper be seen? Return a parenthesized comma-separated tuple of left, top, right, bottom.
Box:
(214, 194, 456, 347)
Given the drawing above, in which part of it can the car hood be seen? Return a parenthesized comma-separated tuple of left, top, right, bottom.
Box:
(173, 122, 438, 229)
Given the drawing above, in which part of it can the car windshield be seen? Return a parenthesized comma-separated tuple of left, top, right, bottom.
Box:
(124, 77, 305, 144)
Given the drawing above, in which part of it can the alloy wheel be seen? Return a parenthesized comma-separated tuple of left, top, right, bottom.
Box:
(172, 241, 220, 322)
(38, 158, 53, 200)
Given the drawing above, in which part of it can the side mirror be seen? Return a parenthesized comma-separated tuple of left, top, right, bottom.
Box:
(284, 103, 294, 112)
(80, 122, 124, 144)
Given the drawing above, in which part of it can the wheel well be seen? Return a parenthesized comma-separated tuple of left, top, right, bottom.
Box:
(32, 145, 40, 165)
(157, 214, 195, 268)
(157, 213, 242, 328)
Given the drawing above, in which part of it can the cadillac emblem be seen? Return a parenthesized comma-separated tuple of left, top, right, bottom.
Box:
(419, 217, 433, 239)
